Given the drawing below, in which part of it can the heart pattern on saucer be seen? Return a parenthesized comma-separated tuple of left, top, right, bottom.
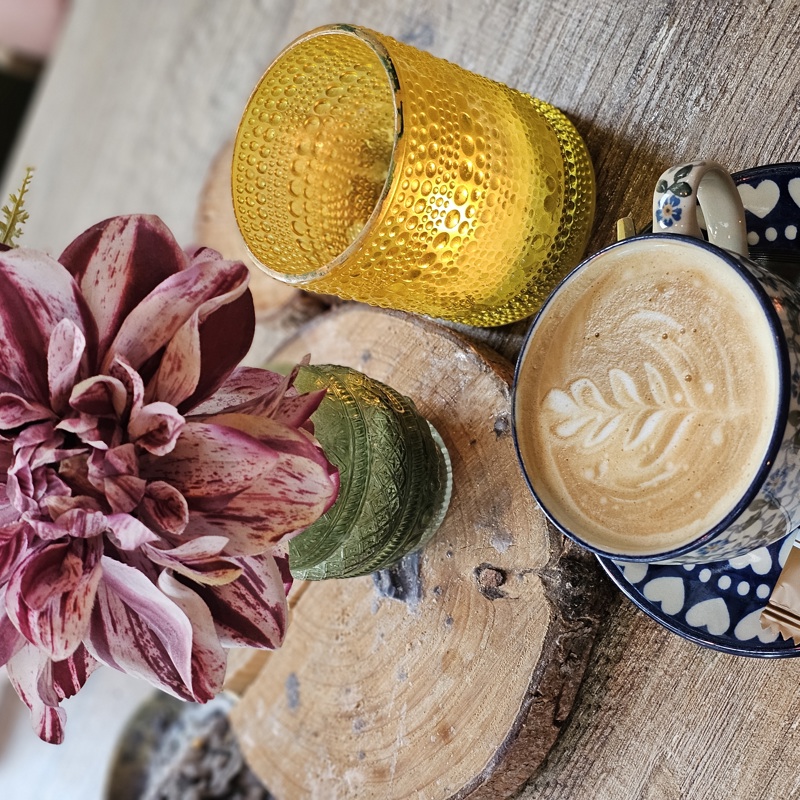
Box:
(738, 180, 780, 218)
(601, 530, 795, 657)
(731, 163, 800, 249)
(789, 177, 800, 209)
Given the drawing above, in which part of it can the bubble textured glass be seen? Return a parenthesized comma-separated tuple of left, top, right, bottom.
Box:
(288, 365, 452, 580)
(232, 24, 595, 326)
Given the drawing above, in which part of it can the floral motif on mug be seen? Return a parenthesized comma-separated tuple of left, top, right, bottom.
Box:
(655, 195, 683, 227)
(654, 163, 696, 229)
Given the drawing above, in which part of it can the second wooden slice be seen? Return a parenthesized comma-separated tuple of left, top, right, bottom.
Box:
(230, 306, 610, 799)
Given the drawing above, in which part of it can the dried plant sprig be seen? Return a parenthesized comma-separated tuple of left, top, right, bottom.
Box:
(0, 167, 34, 246)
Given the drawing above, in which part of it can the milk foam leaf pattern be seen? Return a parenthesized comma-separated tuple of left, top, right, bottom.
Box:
(544, 363, 696, 455)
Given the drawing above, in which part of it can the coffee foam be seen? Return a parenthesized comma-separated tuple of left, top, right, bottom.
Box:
(515, 238, 780, 557)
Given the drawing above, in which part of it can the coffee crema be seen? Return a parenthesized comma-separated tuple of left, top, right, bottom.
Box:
(515, 238, 780, 558)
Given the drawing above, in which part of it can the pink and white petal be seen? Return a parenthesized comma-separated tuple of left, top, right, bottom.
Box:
(102, 442, 139, 476)
(0, 393, 55, 430)
(57, 414, 112, 451)
(177, 290, 255, 414)
(48, 319, 88, 415)
(272, 389, 327, 428)
(31, 467, 72, 512)
(145, 535, 229, 560)
(141, 421, 280, 501)
(104, 474, 147, 514)
(87, 557, 195, 699)
(143, 540, 242, 587)
(6, 643, 66, 744)
(59, 215, 188, 357)
(145, 313, 201, 408)
(101, 258, 249, 374)
(192, 415, 338, 554)
(0, 248, 97, 405)
(272, 543, 294, 597)
(186, 250, 251, 325)
(190, 553, 288, 649)
(128, 401, 185, 457)
(14, 420, 63, 461)
(0, 585, 26, 666)
(189, 366, 287, 416)
(139, 481, 189, 537)
(105, 513, 160, 550)
(50, 643, 101, 702)
(6, 462, 39, 517)
(42, 494, 102, 519)
(191, 369, 323, 426)
(5, 538, 103, 661)
(88, 444, 145, 512)
(69, 374, 127, 417)
(28, 507, 108, 540)
(157, 572, 226, 702)
(0, 522, 29, 584)
(108, 356, 145, 413)
(0, 493, 19, 529)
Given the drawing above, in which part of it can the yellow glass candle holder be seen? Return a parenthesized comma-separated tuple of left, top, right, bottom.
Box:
(232, 24, 595, 327)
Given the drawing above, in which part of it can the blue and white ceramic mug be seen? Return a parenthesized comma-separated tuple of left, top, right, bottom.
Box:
(513, 160, 800, 563)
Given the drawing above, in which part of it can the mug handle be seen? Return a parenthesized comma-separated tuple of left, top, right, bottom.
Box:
(652, 160, 749, 258)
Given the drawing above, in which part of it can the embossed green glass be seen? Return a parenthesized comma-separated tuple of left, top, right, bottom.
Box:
(288, 365, 452, 579)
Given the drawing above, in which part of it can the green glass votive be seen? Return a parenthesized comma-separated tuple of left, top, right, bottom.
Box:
(289, 365, 452, 579)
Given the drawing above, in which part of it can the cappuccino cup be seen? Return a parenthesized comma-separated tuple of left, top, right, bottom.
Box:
(513, 160, 800, 563)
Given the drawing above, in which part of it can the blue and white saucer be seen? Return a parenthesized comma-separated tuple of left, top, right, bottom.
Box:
(598, 163, 800, 658)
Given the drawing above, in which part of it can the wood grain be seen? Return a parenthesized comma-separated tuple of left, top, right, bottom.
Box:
(4, 1, 800, 798)
(230, 306, 609, 799)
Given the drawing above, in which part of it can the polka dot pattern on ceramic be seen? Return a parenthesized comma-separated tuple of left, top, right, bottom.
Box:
(736, 170, 800, 248)
(603, 530, 797, 657)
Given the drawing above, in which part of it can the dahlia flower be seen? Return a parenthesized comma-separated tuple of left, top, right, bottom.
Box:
(0, 215, 339, 743)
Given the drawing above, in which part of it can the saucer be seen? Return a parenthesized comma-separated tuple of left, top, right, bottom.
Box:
(597, 163, 800, 658)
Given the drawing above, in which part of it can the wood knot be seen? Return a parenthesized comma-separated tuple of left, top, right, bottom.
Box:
(493, 414, 510, 437)
(474, 563, 507, 600)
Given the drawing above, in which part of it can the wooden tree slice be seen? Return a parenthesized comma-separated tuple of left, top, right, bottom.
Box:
(195, 138, 330, 363)
(230, 306, 611, 799)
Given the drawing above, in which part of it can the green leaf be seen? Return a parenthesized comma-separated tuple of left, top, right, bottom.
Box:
(656, 179, 668, 194)
(670, 181, 693, 197)
(673, 165, 693, 181)
(0, 167, 34, 246)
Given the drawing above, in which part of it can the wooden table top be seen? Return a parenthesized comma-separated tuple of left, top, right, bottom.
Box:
(4, 0, 800, 798)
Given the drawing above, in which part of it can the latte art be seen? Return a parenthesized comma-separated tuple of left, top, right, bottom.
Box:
(515, 239, 780, 557)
